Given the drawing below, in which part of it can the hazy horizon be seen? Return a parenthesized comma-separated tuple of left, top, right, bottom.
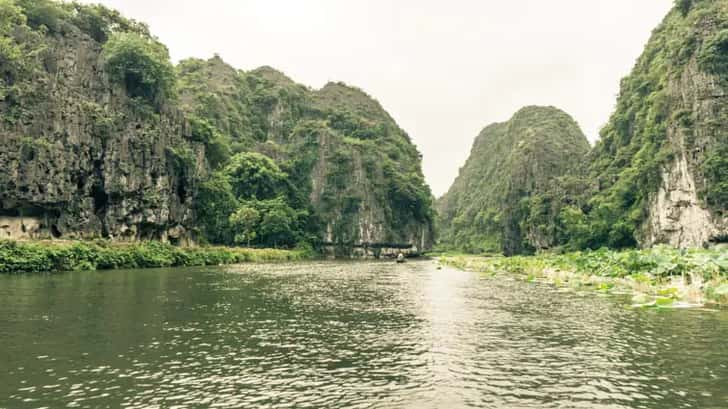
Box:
(78, 0, 673, 196)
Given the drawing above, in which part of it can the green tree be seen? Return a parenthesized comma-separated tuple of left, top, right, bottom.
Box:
(0, 0, 25, 76)
(193, 173, 237, 244)
(386, 167, 434, 226)
(224, 152, 288, 200)
(15, 0, 68, 33)
(204, 134, 232, 170)
(559, 205, 593, 250)
(698, 29, 728, 77)
(189, 115, 231, 169)
(71, 3, 109, 42)
(102, 32, 176, 104)
(254, 197, 306, 248)
(704, 147, 728, 209)
(675, 0, 692, 16)
(229, 204, 260, 246)
(70, 3, 150, 41)
(259, 206, 294, 248)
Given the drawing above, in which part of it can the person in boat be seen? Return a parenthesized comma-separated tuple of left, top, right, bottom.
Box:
(396, 252, 405, 263)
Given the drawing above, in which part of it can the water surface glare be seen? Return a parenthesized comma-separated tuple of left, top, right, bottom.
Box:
(1, 260, 727, 408)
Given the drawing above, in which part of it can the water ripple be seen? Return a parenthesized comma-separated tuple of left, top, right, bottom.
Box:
(1, 261, 727, 408)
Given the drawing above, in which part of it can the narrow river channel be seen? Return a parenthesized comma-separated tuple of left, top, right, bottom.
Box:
(1, 260, 727, 408)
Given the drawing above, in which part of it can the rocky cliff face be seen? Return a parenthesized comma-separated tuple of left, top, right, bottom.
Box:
(437, 106, 590, 255)
(0, 4, 200, 243)
(587, 0, 728, 248)
(642, 47, 728, 247)
(0, 1, 435, 252)
(177, 57, 434, 253)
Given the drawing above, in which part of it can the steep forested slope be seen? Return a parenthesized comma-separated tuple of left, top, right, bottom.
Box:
(0, 0, 434, 254)
(437, 107, 590, 255)
(439, 0, 728, 254)
(176, 57, 434, 254)
(565, 0, 728, 249)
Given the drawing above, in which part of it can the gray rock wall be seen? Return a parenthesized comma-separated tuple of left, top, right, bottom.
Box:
(641, 57, 728, 247)
(0, 31, 199, 243)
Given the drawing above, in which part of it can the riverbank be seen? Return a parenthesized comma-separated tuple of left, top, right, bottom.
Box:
(0, 240, 311, 274)
(439, 247, 728, 307)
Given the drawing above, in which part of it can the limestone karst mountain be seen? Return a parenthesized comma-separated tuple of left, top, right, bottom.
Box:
(438, 0, 728, 254)
(583, 0, 728, 249)
(437, 106, 590, 255)
(176, 56, 434, 255)
(0, 0, 434, 254)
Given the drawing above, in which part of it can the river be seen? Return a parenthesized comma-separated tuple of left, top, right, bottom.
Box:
(1, 260, 727, 408)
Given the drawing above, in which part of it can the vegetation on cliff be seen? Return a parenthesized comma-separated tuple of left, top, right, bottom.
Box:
(102, 31, 176, 105)
(1, 0, 198, 244)
(439, 0, 728, 255)
(177, 57, 434, 250)
(562, 0, 728, 249)
(0, 0, 434, 254)
(437, 106, 590, 255)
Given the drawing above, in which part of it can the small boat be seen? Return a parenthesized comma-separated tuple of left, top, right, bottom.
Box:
(396, 253, 406, 263)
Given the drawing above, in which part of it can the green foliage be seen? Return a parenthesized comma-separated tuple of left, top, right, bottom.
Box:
(0, 240, 309, 274)
(189, 115, 231, 168)
(0, 0, 24, 31)
(703, 146, 728, 210)
(204, 134, 232, 170)
(193, 150, 310, 248)
(70, 3, 108, 42)
(437, 106, 590, 255)
(230, 205, 260, 246)
(69, 3, 150, 42)
(15, 0, 68, 33)
(102, 32, 175, 104)
(189, 115, 215, 143)
(193, 173, 238, 244)
(327, 109, 385, 140)
(0, 0, 28, 98)
(165, 145, 195, 175)
(554, 1, 728, 250)
(256, 197, 302, 248)
(675, 0, 692, 16)
(224, 152, 288, 200)
(441, 246, 728, 304)
(386, 167, 433, 227)
(535, 246, 727, 280)
(176, 57, 434, 250)
(698, 29, 728, 77)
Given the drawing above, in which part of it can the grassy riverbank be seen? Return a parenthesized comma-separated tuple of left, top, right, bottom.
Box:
(439, 247, 728, 307)
(0, 240, 311, 274)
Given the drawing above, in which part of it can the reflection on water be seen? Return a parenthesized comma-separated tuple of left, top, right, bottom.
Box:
(1, 261, 727, 408)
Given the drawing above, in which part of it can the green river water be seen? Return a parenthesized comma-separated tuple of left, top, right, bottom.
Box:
(1, 260, 727, 408)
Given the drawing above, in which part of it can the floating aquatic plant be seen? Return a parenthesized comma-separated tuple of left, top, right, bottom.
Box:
(440, 246, 728, 307)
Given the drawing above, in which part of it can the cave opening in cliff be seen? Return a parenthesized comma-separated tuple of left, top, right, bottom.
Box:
(177, 177, 188, 202)
(710, 234, 728, 244)
(0, 208, 20, 217)
(1, 206, 47, 218)
(91, 184, 108, 213)
(50, 224, 62, 238)
(91, 181, 110, 238)
(139, 223, 161, 241)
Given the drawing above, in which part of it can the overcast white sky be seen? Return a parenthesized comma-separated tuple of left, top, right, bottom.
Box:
(80, 0, 673, 196)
